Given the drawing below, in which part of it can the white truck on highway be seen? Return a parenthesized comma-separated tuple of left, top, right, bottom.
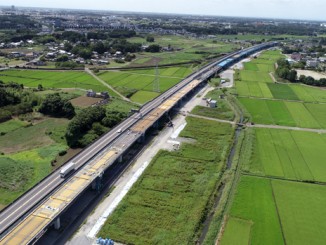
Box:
(60, 161, 76, 178)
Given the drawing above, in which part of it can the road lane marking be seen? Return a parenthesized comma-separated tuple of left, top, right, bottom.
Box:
(0, 176, 59, 225)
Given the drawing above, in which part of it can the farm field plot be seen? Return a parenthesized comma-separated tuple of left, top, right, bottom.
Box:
(244, 61, 274, 72)
(223, 175, 326, 245)
(236, 80, 273, 98)
(243, 62, 259, 71)
(267, 83, 299, 100)
(239, 97, 326, 128)
(239, 98, 295, 126)
(98, 118, 233, 244)
(291, 85, 326, 103)
(237, 79, 326, 102)
(0, 118, 69, 207)
(0, 69, 108, 92)
(248, 128, 326, 182)
(272, 180, 326, 245)
(0, 144, 66, 208)
(240, 70, 274, 83)
(70, 96, 102, 108)
(225, 176, 284, 245)
(0, 119, 29, 134)
(304, 103, 326, 128)
(98, 66, 192, 103)
(251, 58, 277, 65)
(130, 90, 160, 104)
(259, 50, 285, 60)
(220, 217, 252, 245)
(0, 117, 69, 208)
(0, 118, 69, 154)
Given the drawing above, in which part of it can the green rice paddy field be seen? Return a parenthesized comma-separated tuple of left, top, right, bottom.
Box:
(239, 97, 326, 128)
(98, 66, 192, 103)
(237, 80, 326, 102)
(247, 128, 326, 182)
(221, 175, 326, 245)
(0, 70, 108, 91)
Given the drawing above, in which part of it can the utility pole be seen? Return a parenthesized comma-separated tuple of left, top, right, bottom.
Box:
(153, 63, 160, 93)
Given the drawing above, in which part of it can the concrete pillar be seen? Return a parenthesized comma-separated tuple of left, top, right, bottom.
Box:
(153, 121, 159, 129)
(137, 133, 145, 143)
(54, 217, 60, 230)
(92, 181, 97, 190)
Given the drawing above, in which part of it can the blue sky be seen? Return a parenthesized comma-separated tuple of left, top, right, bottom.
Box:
(2, 0, 325, 21)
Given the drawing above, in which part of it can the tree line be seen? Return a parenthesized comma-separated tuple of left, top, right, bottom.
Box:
(65, 106, 128, 147)
(276, 59, 326, 87)
(0, 81, 39, 122)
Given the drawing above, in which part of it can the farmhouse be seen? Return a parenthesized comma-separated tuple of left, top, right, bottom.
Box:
(86, 90, 109, 99)
(306, 59, 319, 68)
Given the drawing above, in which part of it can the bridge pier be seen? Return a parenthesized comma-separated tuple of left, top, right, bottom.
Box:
(118, 155, 123, 163)
(92, 172, 104, 192)
(137, 133, 145, 143)
(92, 181, 96, 190)
(153, 120, 159, 129)
(54, 217, 60, 230)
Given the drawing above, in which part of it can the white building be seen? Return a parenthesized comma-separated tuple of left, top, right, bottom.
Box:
(209, 100, 217, 108)
(306, 60, 319, 68)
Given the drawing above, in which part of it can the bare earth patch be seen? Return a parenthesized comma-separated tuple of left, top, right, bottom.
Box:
(296, 69, 326, 80)
(70, 96, 103, 108)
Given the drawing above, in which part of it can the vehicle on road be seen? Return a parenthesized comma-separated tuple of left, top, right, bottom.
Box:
(60, 162, 76, 178)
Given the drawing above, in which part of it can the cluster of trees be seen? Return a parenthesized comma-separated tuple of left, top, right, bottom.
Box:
(275, 59, 297, 83)
(55, 61, 85, 69)
(145, 44, 161, 53)
(0, 85, 21, 107)
(298, 75, 326, 87)
(276, 59, 326, 86)
(0, 81, 39, 122)
(52, 30, 136, 43)
(65, 106, 128, 148)
(39, 93, 75, 118)
(164, 21, 325, 36)
(65, 107, 106, 147)
(146, 36, 155, 42)
(0, 15, 37, 31)
(66, 39, 142, 59)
